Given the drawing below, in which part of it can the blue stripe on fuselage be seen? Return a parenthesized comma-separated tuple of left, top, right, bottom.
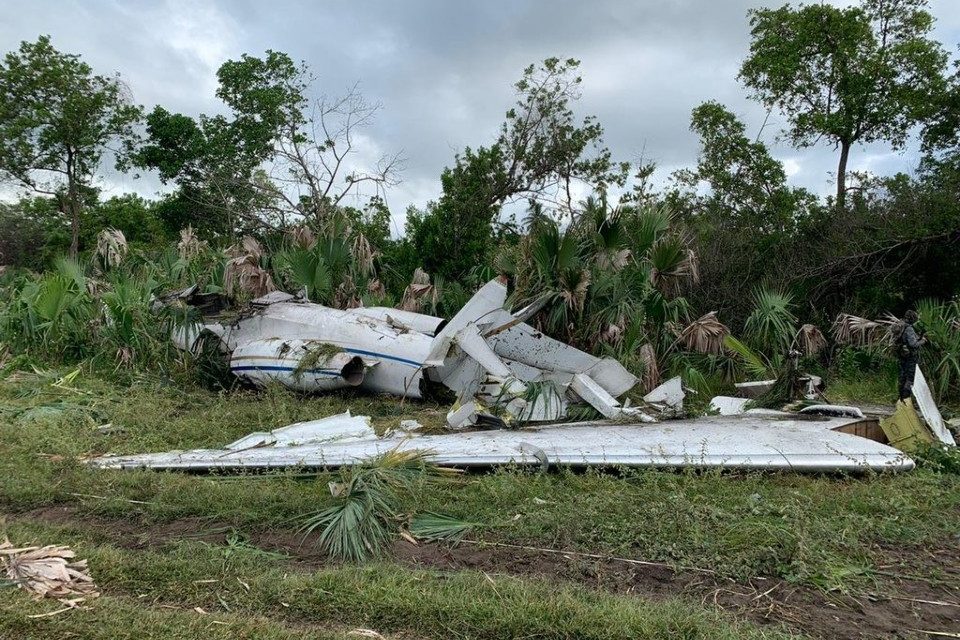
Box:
(230, 365, 341, 376)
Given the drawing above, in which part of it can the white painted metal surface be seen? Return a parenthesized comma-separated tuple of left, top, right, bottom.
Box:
(351, 308, 446, 336)
(93, 414, 913, 473)
(913, 367, 956, 445)
(218, 302, 434, 398)
(798, 405, 865, 419)
(225, 412, 375, 450)
(711, 396, 751, 415)
(169, 279, 642, 423)
(230, 339, 366, 392)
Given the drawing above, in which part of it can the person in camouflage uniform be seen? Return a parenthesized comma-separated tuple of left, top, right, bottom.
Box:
(897, 310, 926, 401)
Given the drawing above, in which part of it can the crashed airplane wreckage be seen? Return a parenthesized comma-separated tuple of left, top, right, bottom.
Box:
(92, 280, 949, 474)
(168, 279, 648, 428)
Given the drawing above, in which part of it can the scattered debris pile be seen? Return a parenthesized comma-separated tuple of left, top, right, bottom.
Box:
(112, 280, 958, 475)
(712, 366, 956, 450)
(164, 279, 648, 428)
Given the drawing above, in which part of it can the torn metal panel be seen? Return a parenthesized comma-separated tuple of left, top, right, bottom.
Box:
(912, 367, 956, 446)
(570, 373, 654, 421)
(643, 377, 684, 416)
(250, 291, 298, 306)
(734, 380, 776, 399)
(879, 399, 935, 452)
(711, 396, 751, 415)
(226, 412, 375, 449)
(484, 310, 637, 397)
(92, 414, 914, 473)
(351, 308, 447, 336)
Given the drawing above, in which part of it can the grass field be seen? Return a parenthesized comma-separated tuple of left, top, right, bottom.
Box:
(1, 365, 958, 639)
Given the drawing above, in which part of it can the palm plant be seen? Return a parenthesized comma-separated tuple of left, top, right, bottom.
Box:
(274, 233, 370, 308)
(522, 219, 591, 339)
(832, 313, 885, 347)
(793, 323, 827, 357)
(100, 274, 158, 366)
(96, 228, 128, 269)
(916, 299, 960, 400)
(675, 312, 730, 355)
(6, 259, 96, 356)
(744, 288, 797, 357)
(299, 449, 460, 562)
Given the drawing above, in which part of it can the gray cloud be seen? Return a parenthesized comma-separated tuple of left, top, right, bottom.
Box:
(1, 0, 958, 227)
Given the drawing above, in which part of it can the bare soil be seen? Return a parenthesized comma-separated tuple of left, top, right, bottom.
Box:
(12, 505, 960, 640)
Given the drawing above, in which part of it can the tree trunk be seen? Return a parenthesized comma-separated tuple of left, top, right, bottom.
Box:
(836, 140, 850, 210)
(67, 150, 80, 259)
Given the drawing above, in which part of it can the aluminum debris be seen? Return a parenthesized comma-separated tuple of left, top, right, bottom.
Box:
(798, 405, 866, 419)
(93, 413, 913, 473)
(710, 396, 752, 416)
(166, 280, 640, 426)
(913, 367, 956, 445)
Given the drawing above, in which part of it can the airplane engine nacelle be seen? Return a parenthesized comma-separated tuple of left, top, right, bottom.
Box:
(230, 338, 367, 392)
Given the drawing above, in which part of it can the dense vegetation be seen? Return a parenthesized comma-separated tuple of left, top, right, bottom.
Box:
(2, 0, 959, 405)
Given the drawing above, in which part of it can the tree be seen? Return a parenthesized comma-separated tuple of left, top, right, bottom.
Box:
(261, 85, 403, 229)
(672, 101, 813, 234)
(922, 58, 960, 169)
(132, 51, 306, 236)
(739, 0, 947, 209)
(82, 194, 168, 247)
(411, 57, 628, 280)
(134, 51, 401, 236)
(0, 36, 141, 257)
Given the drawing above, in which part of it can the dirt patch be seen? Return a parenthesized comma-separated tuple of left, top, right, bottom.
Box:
(10, 505, 960, 639)
(389, 539, 959, 640)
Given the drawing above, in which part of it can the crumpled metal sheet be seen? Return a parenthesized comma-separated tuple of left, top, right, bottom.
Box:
(912, 367, 956, 445)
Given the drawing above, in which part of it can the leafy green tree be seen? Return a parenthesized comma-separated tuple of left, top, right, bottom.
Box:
(411, 58, 628, 281)
(667, 102, 814, 322)
(0, 35, 142, 257)
(923, 58, 960, 169)
(83, 194, 168, 247)
(132, 50, 307, 235)
(135, 51, 399, 236)
(739, 0, 947, 209)
(672, 101, 813, 234)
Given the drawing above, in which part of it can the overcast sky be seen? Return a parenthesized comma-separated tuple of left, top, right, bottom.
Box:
(2, 0, 958, 232)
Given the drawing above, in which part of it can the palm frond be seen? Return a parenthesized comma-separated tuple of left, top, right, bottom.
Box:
(409, 513, 478, 542)
(744, 288, 797, 356)
(677, 312, 730, 355)
(832, 313, 884, 347)
(793, 323, 826, 356)
(723, 335, 771, 379)
(96, 228, 128, 269)
(299, 449, 459, 562)
(639, 342, 661, 392)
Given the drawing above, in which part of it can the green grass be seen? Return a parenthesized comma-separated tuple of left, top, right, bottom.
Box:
(1, 367, 957, 585)
(0, 365, 958, 638)
(826, 372, 899, 407)
(0, 519, 791, 640)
